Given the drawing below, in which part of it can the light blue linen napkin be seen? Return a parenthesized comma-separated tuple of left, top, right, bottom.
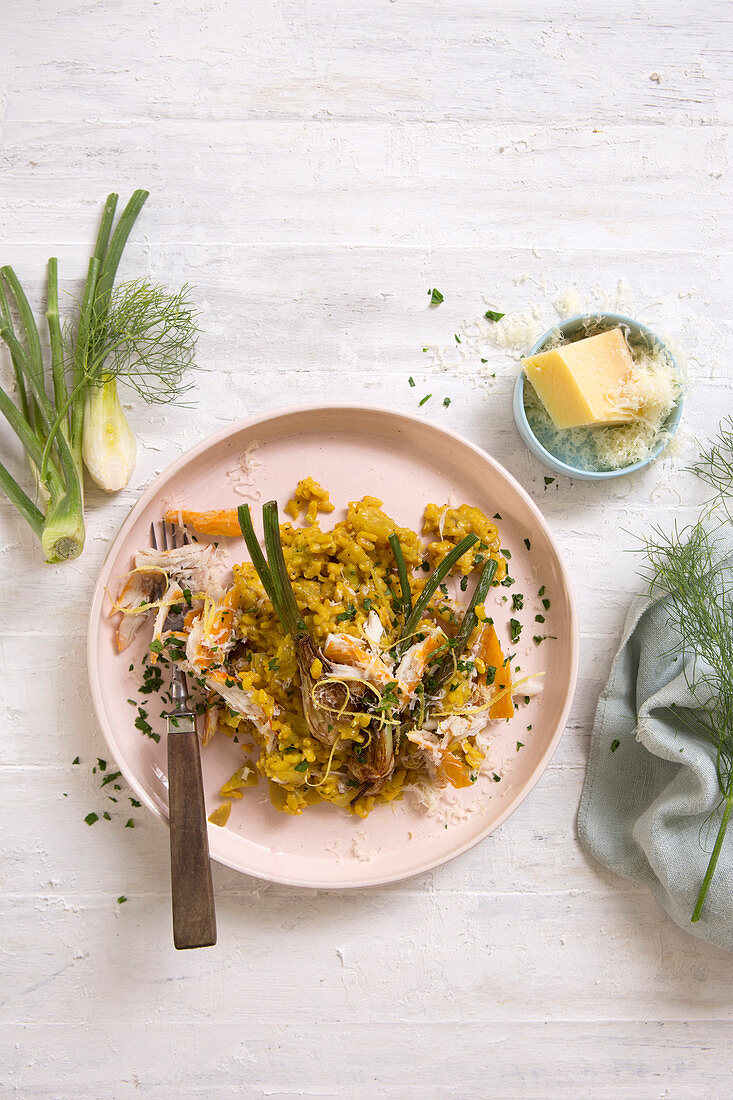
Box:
(577, 525, 733, 951)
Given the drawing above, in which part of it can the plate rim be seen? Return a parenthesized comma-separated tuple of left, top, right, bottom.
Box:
(87, 402, 579, 889)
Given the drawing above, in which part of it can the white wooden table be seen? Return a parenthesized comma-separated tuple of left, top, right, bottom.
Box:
(2, 2, 732, 1096)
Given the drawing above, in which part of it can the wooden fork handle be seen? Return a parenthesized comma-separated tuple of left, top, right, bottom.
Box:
(167, 720, 217, 949)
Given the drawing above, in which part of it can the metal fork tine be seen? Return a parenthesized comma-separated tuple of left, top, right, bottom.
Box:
(170, 523, 177, 550)
(150, 522, 158, 551)
(161, 521, 168, 551)
(182, 529, 190, 545)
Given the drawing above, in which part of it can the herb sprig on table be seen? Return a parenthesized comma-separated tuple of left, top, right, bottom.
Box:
(639, 420, 733, 922)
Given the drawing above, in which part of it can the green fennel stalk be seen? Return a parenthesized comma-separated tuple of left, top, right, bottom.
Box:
(0, 190, 198, 561)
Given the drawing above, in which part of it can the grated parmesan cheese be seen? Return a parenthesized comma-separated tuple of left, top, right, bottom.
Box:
(226, 440, 263, 498)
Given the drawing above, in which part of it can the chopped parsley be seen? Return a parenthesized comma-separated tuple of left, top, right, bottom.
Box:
(84, 812, 99, 826)
(535, 614, 545, 623)
(124, 819, 135, 829)
(454, 334, 461, 344)
(509, 619, 522, 643)
(500, 575, 514, 588)
(408, 376, 416, 387)
(484, 309, 505, 322)
(611, 739, 621, 753)
(524, 538, 531, 551)
(443, 397, 451, 407)
(512, 593, 524, 611)
(419, 393, 432, 406)
(516, 741, 524, 751)
(492, 773, 501, 782)
(428, 288, 444, 305)
(485, 666, 496, 685)
(533, 635, 545, 646)
(544, 477, 555, 487)
(117, 896, 127, 904)
(294, 760, 309, 772)
(72, 756, 80, 765)
(460, 575, 468, 592)
(542, 597, 551, 611)
(335, 603, 357, 624)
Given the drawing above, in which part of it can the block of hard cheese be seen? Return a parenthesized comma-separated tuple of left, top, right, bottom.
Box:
(523, 328, 636, 430)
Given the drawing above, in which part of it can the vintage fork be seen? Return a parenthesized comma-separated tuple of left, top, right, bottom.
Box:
(151, 520, 217, 950)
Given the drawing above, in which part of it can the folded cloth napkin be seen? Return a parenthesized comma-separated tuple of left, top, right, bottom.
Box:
(577, 525, 733, 952)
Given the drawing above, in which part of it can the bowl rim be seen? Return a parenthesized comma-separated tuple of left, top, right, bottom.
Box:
(513, 311, 684, 481)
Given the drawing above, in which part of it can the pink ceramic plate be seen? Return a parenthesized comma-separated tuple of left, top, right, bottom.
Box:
(88, 405, 578, 888)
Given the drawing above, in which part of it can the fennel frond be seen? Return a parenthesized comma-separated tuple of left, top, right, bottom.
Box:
(638, 419, 733, 921)
(73, 279, 199, 405)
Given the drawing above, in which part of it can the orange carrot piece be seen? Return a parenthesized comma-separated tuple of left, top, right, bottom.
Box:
(478, 624, 514, 720)
(478, 622, 503, 670)
(163, 507, 241, 537)
(442, 752, 473, 789)
(491, 664, 514, 720)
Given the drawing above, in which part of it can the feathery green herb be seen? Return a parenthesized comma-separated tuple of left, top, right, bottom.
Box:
(638, 420, 733, 922)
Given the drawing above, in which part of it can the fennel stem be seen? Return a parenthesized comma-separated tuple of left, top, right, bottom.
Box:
(427, 557, 498, 698)
(388, 533, 413, 620)
(0, 457, 45, 537)
(692, 791, 733, 922)
(71, 255, 101, 450)
(46, 259, 68, 428)
(395, 532, 479, 659)
(0, 277, 30, 423)
(262, 501, 306, 635)
(0, 355, 63, 496)
(237, 504, 285, 623)
(0, 265, 44, 440)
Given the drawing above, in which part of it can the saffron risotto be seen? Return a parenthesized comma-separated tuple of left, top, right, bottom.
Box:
(208, 479, 509, 821)
(117, 477, 524, 822)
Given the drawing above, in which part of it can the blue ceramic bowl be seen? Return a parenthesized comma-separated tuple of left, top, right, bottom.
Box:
(512, 312, 683, 481)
